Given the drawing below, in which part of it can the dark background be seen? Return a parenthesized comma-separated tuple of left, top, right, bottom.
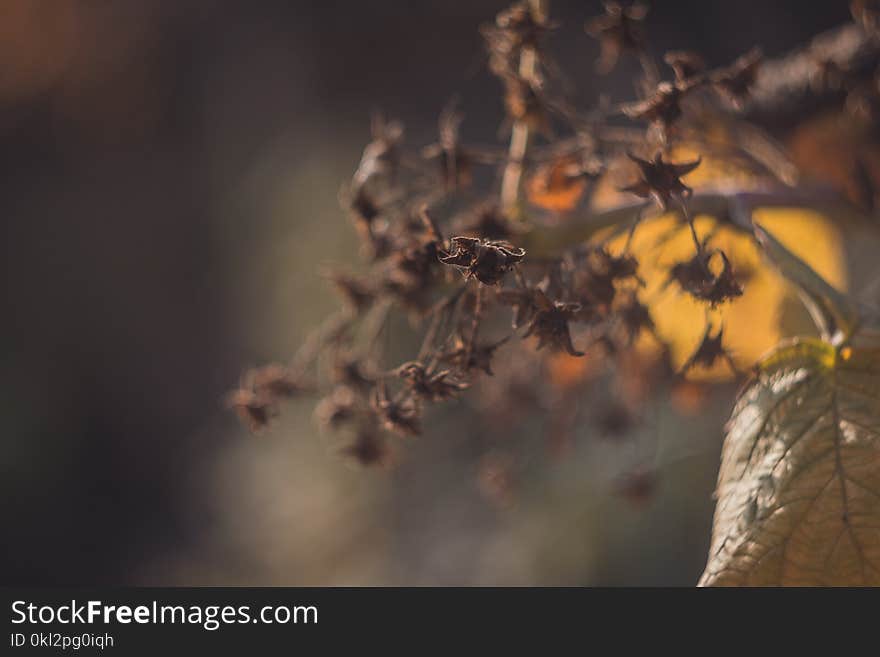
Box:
(0, 1, 853, 585)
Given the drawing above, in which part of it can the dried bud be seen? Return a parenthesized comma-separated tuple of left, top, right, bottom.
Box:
(615, 293, 655, 343)
(808, 55, 847, 93)
(381, 216, 443, 312)
(439, 236, 526, 286)
(226, 388, 275, 433)
(422, 101, 474, 191)
(522, 289, 584, 356)
(664, 50, 706, 83)
(439, 335, 510, 376)
(327, 272, 375, 314)
(333, 356, 375, 390)
(371, 383, 422, 437)
(396, 361, 470, 402)
(353, 114, 403, 187)
(585, 2, 649, 74)
(669, 249, 743, 306)
(482, 1, 555, 79)
(496, 0, 553, 50)
(622, 79, 702, 142)
(569, 247, 641, 310)
(681, 323, 736, 373)
(250, 363, 305, 399)
(340, 428, 389, 467)
(315, 385, 360, 431)
(348, 185, 381, 229)
(619, 151, 701, 211)
(711, 47, 762, 109)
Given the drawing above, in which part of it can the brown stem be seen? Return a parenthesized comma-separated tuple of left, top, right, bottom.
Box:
(521, 185, 863, 258)
(677, 197, 703, 254)
(465, 282, 484, 366)
(743, 23, 880, 126)
(499, 0, 547, 213)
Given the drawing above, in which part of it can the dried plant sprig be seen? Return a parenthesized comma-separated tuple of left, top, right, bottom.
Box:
(225, 1, 880, 508)
(439, 236, 526, 286)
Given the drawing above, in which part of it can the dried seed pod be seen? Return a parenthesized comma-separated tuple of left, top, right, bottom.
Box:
(380, 215, 444, 312)
(599, 249, 641, 281)
(439, 334, 510, 376)
(371, 383, 422, 437)
(622, 80, 701, 140)
(396, 361, 470, 402)
(439, 236, 526, 286)
(568, 247, 641, 310)
(522, 289, 584, 356)
(619, 151, 701, 211)
(668, 249, 743, 306)
(681, 323, 737, 374)
(340, 427, 390, 467)
(711, 47, 763, 109)
(615, 292, 655, 343)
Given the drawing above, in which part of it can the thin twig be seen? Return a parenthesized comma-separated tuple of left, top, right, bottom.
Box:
(465, 282, 484, 366)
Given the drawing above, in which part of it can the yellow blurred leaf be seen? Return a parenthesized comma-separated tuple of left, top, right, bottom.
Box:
(604, 209, 847, 380)
(588, 138, 850, 380)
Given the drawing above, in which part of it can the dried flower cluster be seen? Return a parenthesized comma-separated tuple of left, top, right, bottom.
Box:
(227, 2, 880, 503)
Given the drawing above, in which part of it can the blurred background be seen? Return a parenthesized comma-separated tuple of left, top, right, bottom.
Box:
(0, 0, 862, 585)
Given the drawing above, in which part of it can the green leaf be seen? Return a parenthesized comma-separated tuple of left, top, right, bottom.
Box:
(699, 337, 880, 586)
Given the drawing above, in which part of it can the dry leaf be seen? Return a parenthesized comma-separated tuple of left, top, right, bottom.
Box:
(700, 337, 880, 585)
